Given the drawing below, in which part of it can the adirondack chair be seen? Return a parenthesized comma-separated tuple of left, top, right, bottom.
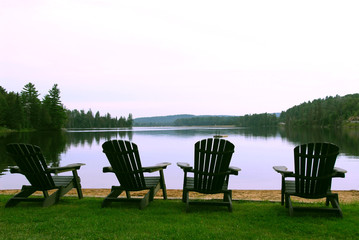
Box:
(5, 143, 85, 207)
(177, 138, 240, 212)
(101, 140, 171, 209)
(273, 142, 346, 217)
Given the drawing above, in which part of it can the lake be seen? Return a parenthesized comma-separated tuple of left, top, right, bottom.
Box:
(1, 126, 358, 190)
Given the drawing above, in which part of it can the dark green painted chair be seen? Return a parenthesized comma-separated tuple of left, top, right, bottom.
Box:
(5, 143, 84, 207)
(273, 142, 346, 217)
(101, 140, 171, 209)
(177, 138, 240, 212)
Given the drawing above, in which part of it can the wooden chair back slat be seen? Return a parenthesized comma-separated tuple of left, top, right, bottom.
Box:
(294, 143, 339, 197)
(102, 140, 146, 190)
(193, 138, 234, 193)
(6, 143, 55, 190)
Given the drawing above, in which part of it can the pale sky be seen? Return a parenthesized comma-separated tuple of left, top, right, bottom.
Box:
(1, 0, 358, 118)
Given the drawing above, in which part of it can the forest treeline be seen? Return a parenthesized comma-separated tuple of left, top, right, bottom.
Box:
(147, 94, 359, 127)
(279, 94, 359, 127)
(1, 83, 358, 130)
(66, 110, 132, 128)
(0, 83, 132, 130)
(172, 113, 278, 127)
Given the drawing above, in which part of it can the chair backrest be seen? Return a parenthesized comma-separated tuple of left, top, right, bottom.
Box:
(6, 143, 55, 190)
(102, 140, 146, 190)
(293, 142, 339, 197)
(193, 138, 235, 193)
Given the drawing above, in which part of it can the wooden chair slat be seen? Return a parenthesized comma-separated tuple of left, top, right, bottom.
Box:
(179, 138, 238, 212)
(5, 143, 84, 207)
(102, 140, 169, 209)
(275, 142, 344, 217)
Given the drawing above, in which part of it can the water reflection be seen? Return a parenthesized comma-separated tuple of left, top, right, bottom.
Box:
(278, 127, 359, 156)
(1, 127, 358, 190)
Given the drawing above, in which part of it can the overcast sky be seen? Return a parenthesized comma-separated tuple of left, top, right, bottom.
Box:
(1, 0, 358, 118)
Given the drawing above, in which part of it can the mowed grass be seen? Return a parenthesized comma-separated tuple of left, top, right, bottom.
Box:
(1, 195, 359, 240)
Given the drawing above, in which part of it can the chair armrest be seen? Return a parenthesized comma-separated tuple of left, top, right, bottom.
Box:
(103, 166, 114, 173)
(177, 162, 193, 171)
(9, 166, 24, 174)
(333, 167, 347, 178)
(143, 162, 172, 172)
(273, 166, 293, 177)
(228, 166, 241, 175)
(47, 163, 85, 174)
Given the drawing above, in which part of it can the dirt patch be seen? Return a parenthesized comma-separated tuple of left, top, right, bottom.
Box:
(1, 189, 359, 203)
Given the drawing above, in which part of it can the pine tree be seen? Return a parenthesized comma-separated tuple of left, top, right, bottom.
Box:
(42, 84, 67, 130)
(21, 82, 41, 129)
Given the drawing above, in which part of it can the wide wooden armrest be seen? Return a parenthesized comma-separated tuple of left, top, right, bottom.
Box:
(177, 162, 193, 171)
(103, 166, 114, 173)
(48, 163, 85, 174)
(333, 167, 347, 178)
(334, 167, 347, 174)
(9, 166, 24, 174)
(273, 166, 293, 176)
(228, 166, 241, 175)
(143, 162, 172, 172)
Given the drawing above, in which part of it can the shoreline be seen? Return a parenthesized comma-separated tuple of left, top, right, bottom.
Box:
(1, 189, 358, 203)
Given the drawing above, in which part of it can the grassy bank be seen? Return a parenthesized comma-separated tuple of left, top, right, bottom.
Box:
(0, 127, 37, 134)
(1, 195, 358, 239)
(0, 127, 15, 134)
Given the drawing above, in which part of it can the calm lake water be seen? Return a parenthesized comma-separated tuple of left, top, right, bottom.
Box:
(1, 126, 358, 190)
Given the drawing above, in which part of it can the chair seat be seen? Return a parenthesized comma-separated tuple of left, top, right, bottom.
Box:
(101, 140, 170, 209)
(53, 176, 76, 187)
(5, 143, 84, 207)
(184, 177, 229, 193)
(284, 180, 295, 193)
(274, 143, 345, 217)
(177, 138, 238, 212)
(284, 180, 333, 199)
(144, 176, 161, 188)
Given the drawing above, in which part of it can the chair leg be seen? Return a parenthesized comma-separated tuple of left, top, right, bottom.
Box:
(223, 190, 233, 212)
(139, 190, 151, 210)
(72, 170, 83, 199)
(329, 194, 343, 218)
(5, 187, 36, 208)
(281, 176, 285, 205)
(185, 192, 190, 212)
(281, 192, 285, 206)
(286, 194, 294, 216)
(159, 170, 167, 200)
(126, 191, 131, 199)
(223, 190, 232, 201)
(182, 189, 188, 203)
(325, 197, 330, 206)
(151, 183, 161, 201)
(43, 190, 49, 198)
(102, 186, 124, 208)
(43, 188, 62, 207)
(225, 192, 233, 212)
(285, 193, 290, 208)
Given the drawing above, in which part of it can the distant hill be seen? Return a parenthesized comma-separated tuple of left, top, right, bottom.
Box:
(133, 114, 242, 126)
(133, 114, 195, 126)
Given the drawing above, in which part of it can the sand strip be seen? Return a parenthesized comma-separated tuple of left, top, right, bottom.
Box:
(1, 189, 359, 203)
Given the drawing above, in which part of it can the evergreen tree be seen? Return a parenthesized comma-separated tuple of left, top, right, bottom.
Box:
(21, 82, 41, 129)
(42, 84, 67, 130)
(0, 86, 7, 126)
(5, 92, 23, 129)
(127, 113, 133, 127)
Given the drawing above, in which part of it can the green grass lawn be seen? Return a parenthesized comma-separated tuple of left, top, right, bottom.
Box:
(1, 195, 359, 240)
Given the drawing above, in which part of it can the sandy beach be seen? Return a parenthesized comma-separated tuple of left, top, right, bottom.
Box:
(1, 189, 359, 203)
